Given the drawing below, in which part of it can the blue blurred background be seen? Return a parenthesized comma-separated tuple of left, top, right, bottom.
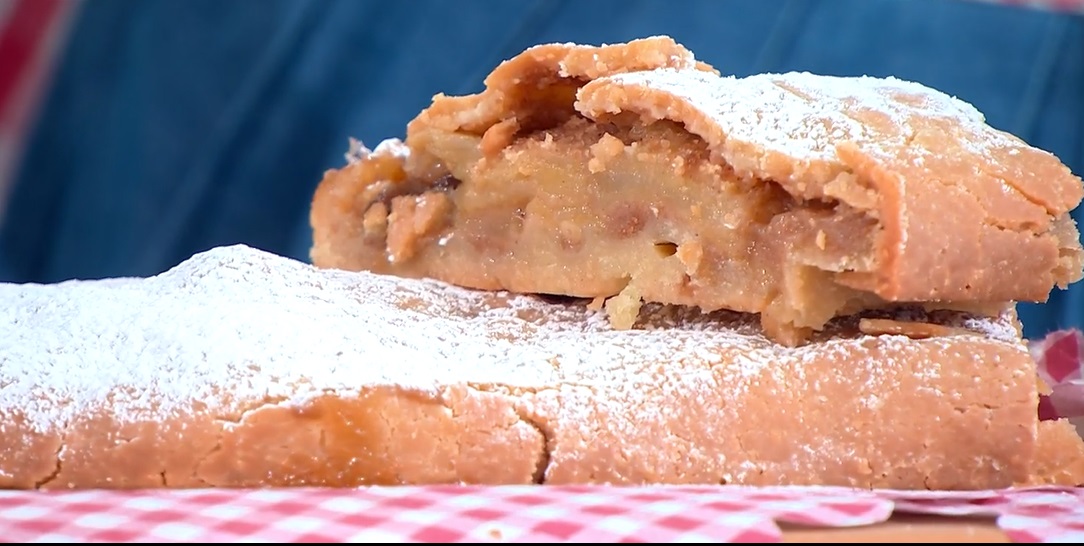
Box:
(0, 0, 1081, 337)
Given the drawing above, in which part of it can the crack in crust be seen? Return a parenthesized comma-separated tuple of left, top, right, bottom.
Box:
(34, 439, 63, 489)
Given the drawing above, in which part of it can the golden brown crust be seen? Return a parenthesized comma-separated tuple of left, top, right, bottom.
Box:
(3, 245, 1081, 490)
(1021, 419, 1084, 487)
(3, 389, 545, 489)
(406, 35, 714, 137)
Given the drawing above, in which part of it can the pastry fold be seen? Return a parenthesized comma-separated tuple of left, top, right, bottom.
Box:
(310, 36, 1084, 343)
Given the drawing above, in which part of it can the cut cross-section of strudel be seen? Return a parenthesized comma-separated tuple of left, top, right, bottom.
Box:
(310, 36, 1084, 344)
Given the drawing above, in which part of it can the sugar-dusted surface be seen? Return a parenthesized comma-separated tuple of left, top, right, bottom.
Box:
(602, 68, 995, 163)
(572, 55, 1083, 306)
(1, 245, 1025, 436)
(345, 137, 409, 164)
(587, 65, 1082, 218)
(0, 245, 1052, 489)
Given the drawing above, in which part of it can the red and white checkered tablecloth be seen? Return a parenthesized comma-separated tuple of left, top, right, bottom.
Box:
(0, 328, 1077, 543)
(1035, 330, 1084, 421)
(0, 485, 1082, 543)
(1, 4, 1082, 537)
(0, 319, 1075, 544)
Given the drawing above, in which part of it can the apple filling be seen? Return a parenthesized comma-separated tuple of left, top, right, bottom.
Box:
(309, 38, 1083, 346)
(313, 117, 927, 344)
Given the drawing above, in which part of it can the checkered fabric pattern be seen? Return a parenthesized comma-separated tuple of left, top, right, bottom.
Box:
(1, 4, 1081, 539)
(0, 485, 1082, 543)
(3, 329, 1081, 543)
(1033, 330, 1084, 420)
(888, 487, 1084, 543)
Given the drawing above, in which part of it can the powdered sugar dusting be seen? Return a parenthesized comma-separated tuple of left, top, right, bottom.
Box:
(0, 246, 1026, 434)
(344, 137, 410, 164)
(602, 68, 1008, 163)
(373, 138, 410, 159)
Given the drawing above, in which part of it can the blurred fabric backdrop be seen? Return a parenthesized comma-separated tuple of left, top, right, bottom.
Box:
(0, 0, 1081, 337)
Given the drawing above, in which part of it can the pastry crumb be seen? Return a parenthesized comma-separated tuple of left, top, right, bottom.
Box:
(588, 133, 625, 173)
(386, 192, 453, 263)
(859, 318, 969, 339)
(605, 284, 643, 330)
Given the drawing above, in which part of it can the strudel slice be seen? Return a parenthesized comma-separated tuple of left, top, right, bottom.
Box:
(310, 36, 1084, 344)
